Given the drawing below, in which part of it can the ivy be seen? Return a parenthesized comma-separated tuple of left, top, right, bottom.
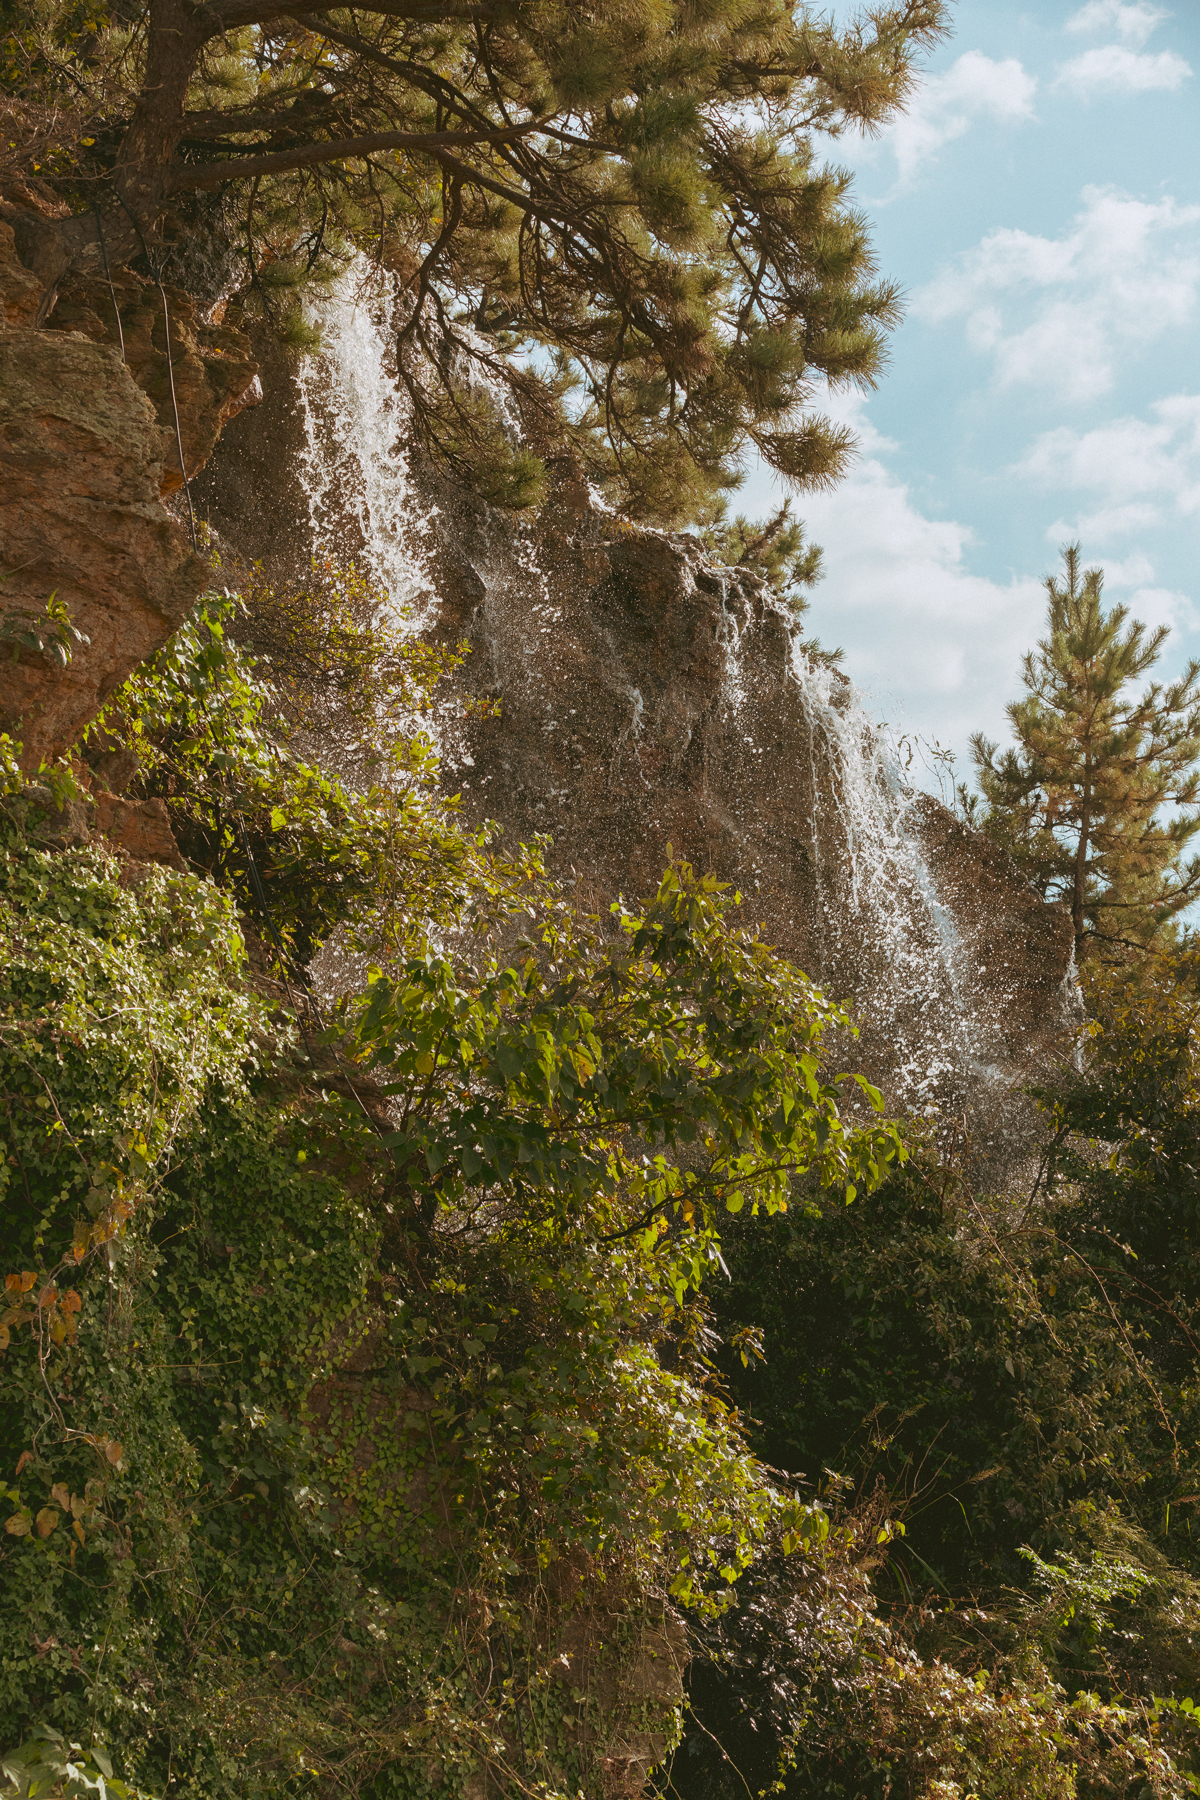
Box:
(0, 598, 902, 1800)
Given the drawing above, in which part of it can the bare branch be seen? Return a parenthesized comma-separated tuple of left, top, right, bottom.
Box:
(170, 121, 547, 191)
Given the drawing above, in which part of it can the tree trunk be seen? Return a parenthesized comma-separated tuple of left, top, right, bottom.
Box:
(113, 0, 209, 228)
(4, 0, 207, 300)
(1073, 790, 1091, 963)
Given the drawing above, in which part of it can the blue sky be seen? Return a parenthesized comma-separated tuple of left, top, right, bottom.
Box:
(740, 0, 1200, 788)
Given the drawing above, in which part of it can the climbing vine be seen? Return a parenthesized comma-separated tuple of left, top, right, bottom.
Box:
(0, 598, 900, 1800)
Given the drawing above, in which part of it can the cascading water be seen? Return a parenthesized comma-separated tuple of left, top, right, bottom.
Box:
(283, 263, 1065, 1121)
(792, 658, 979, 1105)
(295, 266, 437, 625)
(712, 591, 988, 1111)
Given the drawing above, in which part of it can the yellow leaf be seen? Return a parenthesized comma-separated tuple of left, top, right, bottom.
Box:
(5, 1512, 30, 1536)
(50, 1482, 69, 1511)
(73, 1519, 86, 1545)
(105, 1440, 123, 1466)
(36, 1507, 59, 1537)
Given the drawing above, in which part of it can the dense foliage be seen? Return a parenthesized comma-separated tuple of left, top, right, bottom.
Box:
(2, 0, 945, 520)
(0, 595, 903, 1800)
(9, 594, 1200, 1799)
(80, 578, 492, 969)
(10, 0, 1200, 1787)
(669, 954, 1200, 1797)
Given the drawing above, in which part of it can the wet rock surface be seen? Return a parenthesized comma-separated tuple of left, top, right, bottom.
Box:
(427, 478, 1076, 1132)
(196, 327, 1076, 1125)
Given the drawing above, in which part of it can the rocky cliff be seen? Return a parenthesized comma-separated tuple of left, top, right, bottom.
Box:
(0, 233, 1077, 1126)
(425, 480, 1073, 1104)
(191, 290, 1076, 1131)
(0, 219, 260, 770)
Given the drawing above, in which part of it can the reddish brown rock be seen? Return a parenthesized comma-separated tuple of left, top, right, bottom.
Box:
(0, 222, 43, 327)
(0, 329, 208, 770)
(43, 268, 260, 496)
(91, 790, 187, 870)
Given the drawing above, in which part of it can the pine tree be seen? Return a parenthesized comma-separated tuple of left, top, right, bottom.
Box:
(702, 501, 844, 664)
(971, 544, 1200, 962)
(1, 0, 948, 523)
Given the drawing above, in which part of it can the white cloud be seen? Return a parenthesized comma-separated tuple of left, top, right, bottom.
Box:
(1055, 43, 1191, 95)
(1066, 2, 1167, 48)
(1096, 549, 1156, 586)
(744, 398, 1048, 763)
(742, 389, 1200, 768)
(1057, 0, 1191, 95)
(1125, 585, 1199, 633)
(1018, 393, 1200, 543)
(914, 186, 1200, 401)
(868, 51, 1037, 186)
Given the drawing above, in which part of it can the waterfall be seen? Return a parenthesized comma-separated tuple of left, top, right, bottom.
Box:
(707, 580, 988, 1110)
(288, 263, 1063, 1124)
(295, 267, 436, 625)
(791, 655, 979, 1106)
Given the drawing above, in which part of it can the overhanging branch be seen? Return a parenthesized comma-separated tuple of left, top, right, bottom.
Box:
(203, 0, 504, 30)
(169, 121, 546, 191)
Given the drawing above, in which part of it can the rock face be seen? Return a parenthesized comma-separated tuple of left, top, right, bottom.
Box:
(195, 319, 1076, 1125)
(425, 480, 1075, 1122)
(0, 221, 43, 327)
(9, 781, 187, 870)
(0, 210, 261, 490)
(42, 266, 260, 496)
(0, 204, 262, 770)
(0, 233, 1077, 1116)
(0, 327, 210, 769)
(90, 790, 187, 870)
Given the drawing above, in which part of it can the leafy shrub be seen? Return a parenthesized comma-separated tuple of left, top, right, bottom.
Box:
(0, 750, 901, 1800)
(669, 1129, 1200, 1797)
(81, 583, 520, 972)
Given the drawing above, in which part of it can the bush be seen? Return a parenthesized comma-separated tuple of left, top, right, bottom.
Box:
(0, 653, 903, 1800)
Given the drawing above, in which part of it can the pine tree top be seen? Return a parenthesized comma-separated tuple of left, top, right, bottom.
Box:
(971, 544, 1200, 962)
(2, 0, 949, 524)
